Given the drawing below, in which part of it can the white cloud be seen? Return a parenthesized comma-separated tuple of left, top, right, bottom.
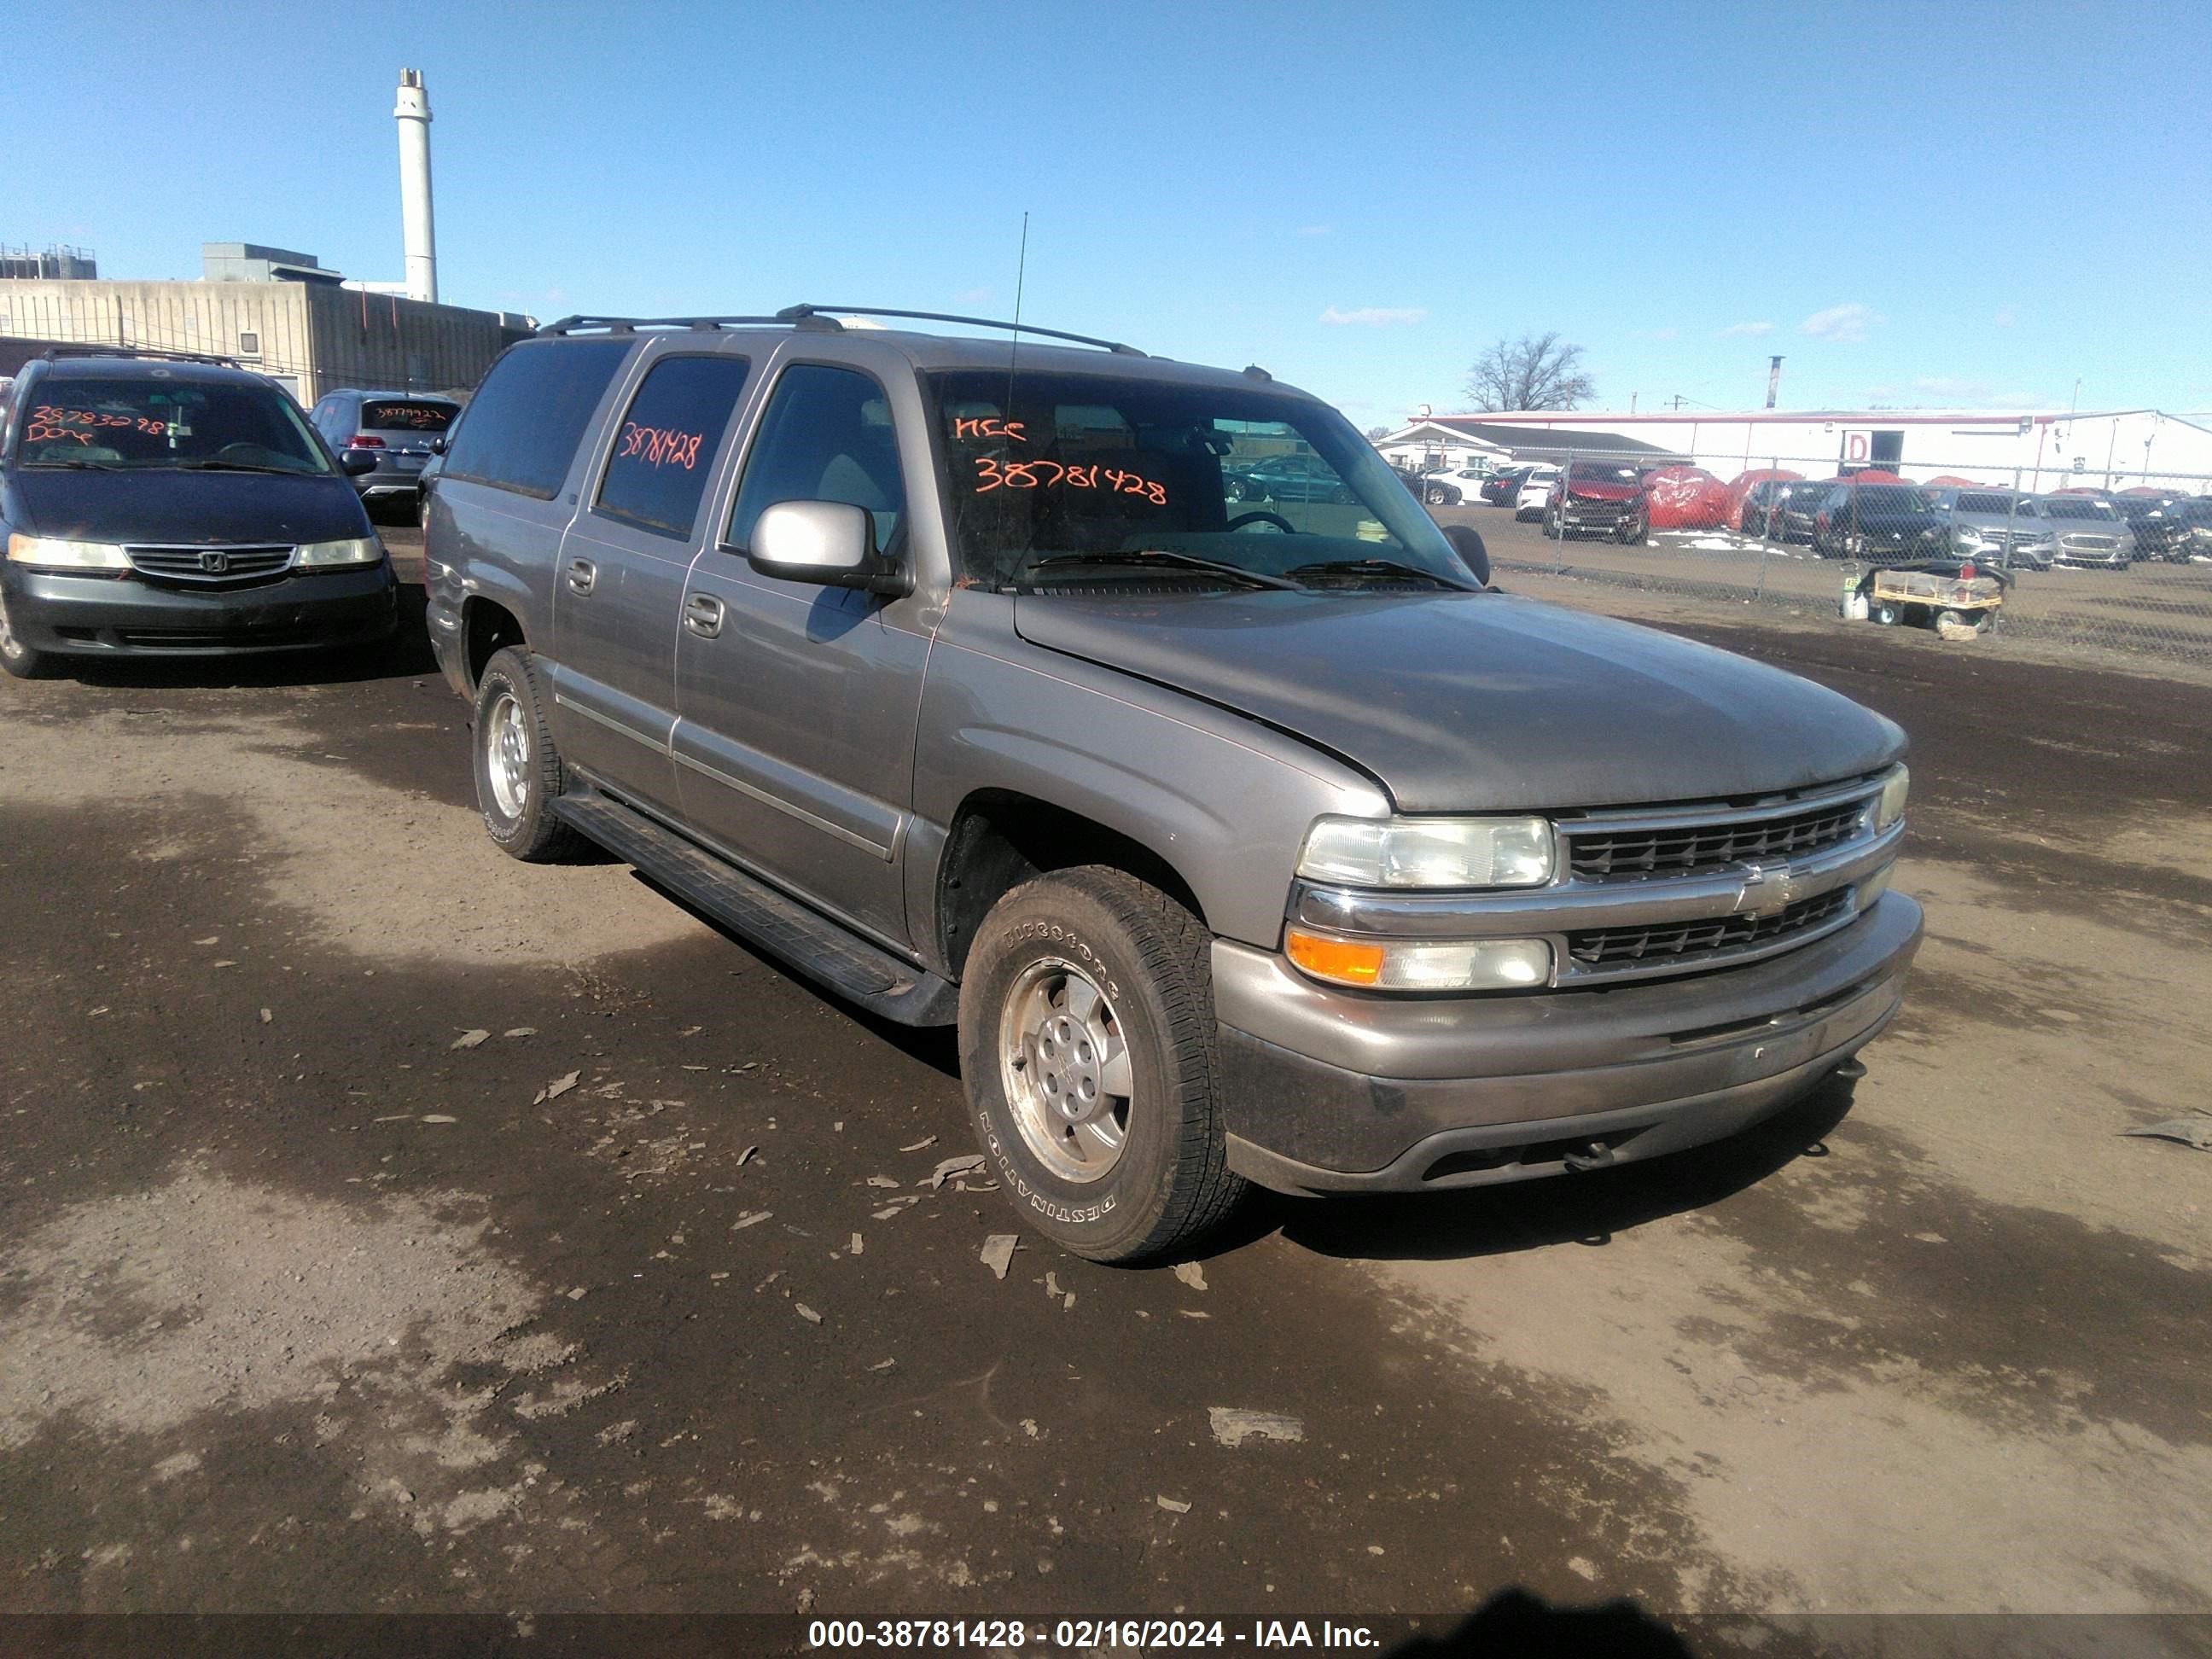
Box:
(1800, 302, 1882, 343)
(1318, 305, 1426, 327)
(1718, 320, 1775, 338)
(1296, 224, 1332, 237)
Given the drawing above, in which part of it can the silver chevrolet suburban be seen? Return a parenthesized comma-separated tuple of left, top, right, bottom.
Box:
(422, 306, 1920, 1262)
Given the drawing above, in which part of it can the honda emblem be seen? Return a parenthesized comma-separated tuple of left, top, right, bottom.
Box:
(198, 550, 230, 573)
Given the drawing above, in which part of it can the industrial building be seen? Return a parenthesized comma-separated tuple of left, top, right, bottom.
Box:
(1378, 407, 2212, 494)
(0, 70, 528, 405)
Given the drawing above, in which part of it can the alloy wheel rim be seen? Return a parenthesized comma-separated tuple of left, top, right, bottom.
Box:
(486, 692, 530, 818)
(998, 957, 1133, 1184)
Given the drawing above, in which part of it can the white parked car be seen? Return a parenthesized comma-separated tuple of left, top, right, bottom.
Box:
(1418, 458, 1503, 507)
(1512, 466, 1561, 521)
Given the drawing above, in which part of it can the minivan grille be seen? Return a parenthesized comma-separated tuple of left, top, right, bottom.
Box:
(1566, 888, 1854, 969)
(1566, 798, 1867, 881)
(126, 544, 294, 585)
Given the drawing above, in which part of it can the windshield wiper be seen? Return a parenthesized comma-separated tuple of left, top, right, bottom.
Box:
(173, 459, 311, 474)
(1284, 557, 1479, 591)
(20, 458, 125, 470)
(1020, 550, 1301, 591)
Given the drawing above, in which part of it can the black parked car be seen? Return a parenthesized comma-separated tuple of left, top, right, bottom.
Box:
(1478, 464, 1539, 506)
(1224, 452, 1357, 504)
(308, 387, 460, 524)
(1754, 479, 1841, 543)
(0, 352, 397, 678)
(1809, 483, 1950, 562)
(2110, 493, 2212, 563)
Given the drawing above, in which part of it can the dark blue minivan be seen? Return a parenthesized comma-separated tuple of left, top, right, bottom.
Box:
(0, 352, 397, 678)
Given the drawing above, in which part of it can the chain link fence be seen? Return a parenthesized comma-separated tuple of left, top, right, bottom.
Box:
(1441, 451, 2212, 667)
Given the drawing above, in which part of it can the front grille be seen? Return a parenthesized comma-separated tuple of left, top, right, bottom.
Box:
(1567, 797, 1869, 881)
(126, 544, 294, 586)
(2059, 535, 2119, 553)
(1566, 888, 1854, 969)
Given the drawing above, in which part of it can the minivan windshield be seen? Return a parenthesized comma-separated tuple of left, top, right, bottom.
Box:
(925, 370, 1473, 592)
(13, 377, 332, 474)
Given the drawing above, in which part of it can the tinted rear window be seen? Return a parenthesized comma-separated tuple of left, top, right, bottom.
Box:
(593, 353, 752, 539)
(363, 399, 456, 433)
(441, 340, 631, 499)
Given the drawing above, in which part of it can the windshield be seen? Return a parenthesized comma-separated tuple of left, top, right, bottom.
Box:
(1849, 486, 1935, 513)
(2039, 497, 2118, 521)
(1563, 463, 1643, 486)
(15, 377, 331, 473)
(927, 370, 1470, 591)
(1956, 492, 2025, 515)
(362, 399, 456, 433)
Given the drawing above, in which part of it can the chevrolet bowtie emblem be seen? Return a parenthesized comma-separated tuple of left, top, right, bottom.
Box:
(1735, 860, 1800, 917)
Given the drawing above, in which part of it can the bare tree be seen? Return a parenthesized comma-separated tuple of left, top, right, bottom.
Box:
(1365, 424, 1392, 441)
(1464, 333, 1595, 412)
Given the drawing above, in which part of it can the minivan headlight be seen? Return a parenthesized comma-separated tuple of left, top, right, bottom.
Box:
(294, 537, 383, 568)
(1874, 765, 1909, 831)
(6, 533, 130, 571)
(1298, 815, 1555, 888)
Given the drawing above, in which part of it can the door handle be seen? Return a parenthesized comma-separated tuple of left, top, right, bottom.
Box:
(684, 593, 725, 638)
(567, 557, 597, 595)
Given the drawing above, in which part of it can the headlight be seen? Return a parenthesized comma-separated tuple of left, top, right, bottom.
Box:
(1298, 816, 1554, 888)
(1874, 765, 1909, 831)
(6, 533, 130, 571)
(1952, 525, 1987, 546)
(1285, 928, 1553, 992)
(294, 536, 383, 568)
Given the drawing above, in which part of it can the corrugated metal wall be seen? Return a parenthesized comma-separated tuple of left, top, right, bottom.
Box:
(0, 280, 527, 405)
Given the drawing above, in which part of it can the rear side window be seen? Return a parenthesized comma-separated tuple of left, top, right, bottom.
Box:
(441, 339, 630, 499)
(725, 364, 905, 554)
(363, 399, 457, 433)
(593, 354, 752, 539)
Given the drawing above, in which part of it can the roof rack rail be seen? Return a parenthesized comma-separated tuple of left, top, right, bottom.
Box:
(39, 344, 242, 368)
(534, 313, 844, 338)
(777, 305, 1144, 357)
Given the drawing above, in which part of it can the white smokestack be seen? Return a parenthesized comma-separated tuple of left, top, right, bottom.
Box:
(395, 67, 438, 304)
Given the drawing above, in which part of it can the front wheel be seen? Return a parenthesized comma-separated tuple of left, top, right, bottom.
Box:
(0, 590, 55, 679)
(472, 646, 583, 862)
(958, 867, 1246, 1264)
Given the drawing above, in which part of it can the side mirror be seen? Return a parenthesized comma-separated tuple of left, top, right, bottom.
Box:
(428, 435, 446, 454)
(1442, 522, 1491, 586)
(340, 450, 377, 476)
(747, 500, 911, 597)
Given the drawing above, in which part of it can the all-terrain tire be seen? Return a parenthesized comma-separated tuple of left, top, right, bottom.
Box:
(958, 866, 1246, 1265)
(472, 645, 583, 863)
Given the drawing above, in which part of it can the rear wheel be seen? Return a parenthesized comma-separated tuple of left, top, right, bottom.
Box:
(1873, 601, 1901, 626)
(0, 590, 55, 680)
(472, 646, 582, 862)
(958, 867, 1245, 1264)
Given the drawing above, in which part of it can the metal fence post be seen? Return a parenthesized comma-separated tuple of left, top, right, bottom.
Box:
(1752, 455, 1777, 602)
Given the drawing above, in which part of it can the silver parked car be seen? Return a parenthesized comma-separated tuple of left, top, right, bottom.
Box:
(2031, 494, 2133, 568)
(422, 305, 1919, 1262)
(307, 387, 461, 523)
(1927, 487, 2056, 571)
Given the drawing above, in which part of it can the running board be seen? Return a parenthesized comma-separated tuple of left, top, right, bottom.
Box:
(550, 791, 958, 1027)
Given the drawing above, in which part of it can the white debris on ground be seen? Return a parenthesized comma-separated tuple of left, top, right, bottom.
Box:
(1208, 1407, 1305, 1448)
(979, 1236, 1018, 1280)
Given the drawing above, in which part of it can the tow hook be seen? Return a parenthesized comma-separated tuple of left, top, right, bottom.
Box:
(1563, 1139, 1615, 1173)
(1833, 1057, 1869, 1080)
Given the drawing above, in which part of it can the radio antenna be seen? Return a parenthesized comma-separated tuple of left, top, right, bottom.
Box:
(1004, 211, 1029, 416)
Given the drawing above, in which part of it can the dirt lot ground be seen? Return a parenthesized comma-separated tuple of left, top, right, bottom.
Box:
(1443, 504, 2212, 670)
(2, 528, 2208, 1646)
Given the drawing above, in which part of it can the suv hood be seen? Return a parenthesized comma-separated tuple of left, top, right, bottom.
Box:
(9, 467, 369, 547)
(1014, 592, 1903, 812)
(1562, 479, 1640, 503)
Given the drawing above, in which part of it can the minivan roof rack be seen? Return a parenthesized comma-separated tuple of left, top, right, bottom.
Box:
(778, 305, 1145, 356)
(39, 344, 242, 368)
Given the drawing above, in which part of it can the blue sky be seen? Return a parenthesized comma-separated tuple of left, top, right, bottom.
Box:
(14, 1, 2206, 421)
